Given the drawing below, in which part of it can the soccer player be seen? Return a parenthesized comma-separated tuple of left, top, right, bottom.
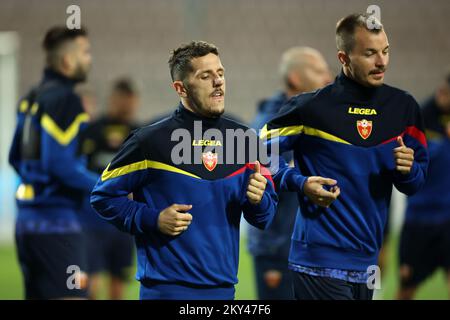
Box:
(396, 71, 450, 300)
(261, 13, 429, 300)
(90, 41, 278, 300)
(9, 26, 97, 299)
(247, 47, 331, 300)
(79, 78, 139, 299)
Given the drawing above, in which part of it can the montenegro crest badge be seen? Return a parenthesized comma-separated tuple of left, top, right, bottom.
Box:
(202, 151, 218, 171)
(356, 119, 373, 140)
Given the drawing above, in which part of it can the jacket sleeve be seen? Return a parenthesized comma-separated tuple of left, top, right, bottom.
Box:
(40, 93, 98, 192)
(260, 95, 309, 193)
(240, 162, 278, 230)
(90, 133, 161, 235)
(392, 94, 429, 195)
(250, 99, 273, 130)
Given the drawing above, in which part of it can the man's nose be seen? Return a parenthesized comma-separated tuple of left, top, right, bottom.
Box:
(375, 53, 387, 67)
(213, 76, 224, 87)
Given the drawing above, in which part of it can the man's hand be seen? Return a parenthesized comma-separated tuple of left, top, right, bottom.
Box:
(394, 136, 415, 174)
(246, 161, 267, 205)
(157, 204, 193, 236)
(303, 176, 340, 208)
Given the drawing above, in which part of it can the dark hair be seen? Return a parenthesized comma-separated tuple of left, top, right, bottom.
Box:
(336, 13, 383, 53)
(168, 41, 219, 81)
(111, 77, 139, 96)
(42, 26, 88, 67)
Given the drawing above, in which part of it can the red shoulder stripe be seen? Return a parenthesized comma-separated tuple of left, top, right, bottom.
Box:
(381, 126, 427, 147)
(226, 163, 275, 187)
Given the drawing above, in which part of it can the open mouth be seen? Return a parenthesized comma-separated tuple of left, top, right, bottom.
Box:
(211, 90, 224, 99)
(370, 72, 385, 80)
(370, 70, 385, 77)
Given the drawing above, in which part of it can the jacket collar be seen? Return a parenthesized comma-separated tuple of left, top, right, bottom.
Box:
(174, 103, 222, 127)
(335, 69, 381, 101)
(42, 67, 77, 87)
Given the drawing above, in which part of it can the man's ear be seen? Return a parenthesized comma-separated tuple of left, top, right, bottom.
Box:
(337, 51, 350, 67)
(173, 80, 188, 98)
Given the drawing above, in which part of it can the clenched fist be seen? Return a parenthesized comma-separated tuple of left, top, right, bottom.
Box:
(157, 204, 193, 236)
(246, 161, 267, 205)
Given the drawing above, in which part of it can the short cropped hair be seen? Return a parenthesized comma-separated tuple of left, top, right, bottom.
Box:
(168, 41, 219, 81)
(336, 13, 383, 53)
(279, 46, 322, 78)
(42, 26, 88, 69)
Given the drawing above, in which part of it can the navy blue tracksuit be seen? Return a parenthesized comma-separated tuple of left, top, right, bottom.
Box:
(91, 105, 278, 299)
(262, 71, 429, 299)
(9, 68, 98, 299)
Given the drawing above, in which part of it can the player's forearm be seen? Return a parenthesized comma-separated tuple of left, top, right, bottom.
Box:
(393, 139, 428, 196)
(273, 164, 307, 193)
(393, 161, 426, 195)
(243, 189, 278, 230)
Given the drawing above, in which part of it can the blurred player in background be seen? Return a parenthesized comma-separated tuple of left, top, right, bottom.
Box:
(397, 70, 450, 299)
(247, 46, 331, 300)
(76, 85, 97, 121)
(79, 78, 139, 299)
(91, 41, 278, 299)
(8, 26, 97, 299)
(261, 13, 429, 300)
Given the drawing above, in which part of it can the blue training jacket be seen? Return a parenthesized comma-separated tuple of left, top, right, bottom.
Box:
(9, 68, 98, 212)
(262, 71, 429, 272)
(91, 105, 278, 287)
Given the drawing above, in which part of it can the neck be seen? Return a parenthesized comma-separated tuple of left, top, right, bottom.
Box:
(176, 103, 222, 127)
(181, 97, 196, 114)
(50, 64, 72, 79)
(180, 98, 218, 119)
(435, 90, 450, 112)
(342, 66, 353, 81)
(107, 110, 120, 122)
(435, 99, 450, 113)
(285, 88, 301, 98)
(342, 66, 380, 89)
(44, 67, 75, 86)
